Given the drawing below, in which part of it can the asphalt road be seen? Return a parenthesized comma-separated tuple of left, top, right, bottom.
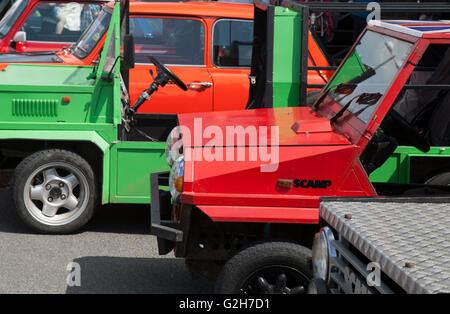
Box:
(0, 188, 214, 294)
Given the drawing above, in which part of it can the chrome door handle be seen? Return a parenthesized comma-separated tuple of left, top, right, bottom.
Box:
(187, 82, 213, 89)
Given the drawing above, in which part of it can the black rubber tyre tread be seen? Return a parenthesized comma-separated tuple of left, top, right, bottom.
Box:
(215, 241, 312, 294)
(425, 171, 450, 186)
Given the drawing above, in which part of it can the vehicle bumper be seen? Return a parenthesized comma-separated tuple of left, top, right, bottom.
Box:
(150, 171, 183, 255)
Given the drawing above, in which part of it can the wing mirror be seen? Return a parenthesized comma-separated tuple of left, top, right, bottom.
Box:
(12, 31, 26, 43)
(123, 34, 135, 69)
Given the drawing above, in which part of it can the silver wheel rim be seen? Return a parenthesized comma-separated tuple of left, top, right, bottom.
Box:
(23, 161, 90, 226)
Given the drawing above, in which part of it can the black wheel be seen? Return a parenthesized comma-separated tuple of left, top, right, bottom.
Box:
(425, 171, 450, 185)
(215, 241, 312, 294)
(306, 90, 321, 107)
(12, 149, 97, 234)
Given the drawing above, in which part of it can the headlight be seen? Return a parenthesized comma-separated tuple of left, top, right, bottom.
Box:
(169, 156, 184, 199)
(165, 127, 182, 167)
(312, 226, 336, 283)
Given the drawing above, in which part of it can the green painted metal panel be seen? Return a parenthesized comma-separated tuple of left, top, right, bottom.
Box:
(0, 91, 110, 124)
(95, 3, 122, 125)
(370, 146, 450, 183)
(272, 6, 302, 108)
(0, 64, 96, 88)
(0, 65, 116, 126)
(12, 99, 59, 117)
(109, 141, 169, 203)
(0, 122, 117, 143)
(369, 153, 403, 183)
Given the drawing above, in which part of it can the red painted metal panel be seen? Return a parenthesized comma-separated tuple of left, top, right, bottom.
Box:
(177, 106, 350, 147)
(196, 205, 319, 224)
(182, 192, 321, 208)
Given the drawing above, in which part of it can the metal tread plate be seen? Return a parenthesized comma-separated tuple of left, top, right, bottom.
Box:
(320, 200, 450, 294)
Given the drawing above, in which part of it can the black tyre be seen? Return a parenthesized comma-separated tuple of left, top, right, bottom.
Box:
(215, 241, 312, 294)
(425, 171, 450, 185)
(306, 90, 321, 107)
(12, 149, 97, 234)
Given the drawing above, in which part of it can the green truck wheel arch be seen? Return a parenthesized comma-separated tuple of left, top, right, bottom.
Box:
(0, 130, 111, 204)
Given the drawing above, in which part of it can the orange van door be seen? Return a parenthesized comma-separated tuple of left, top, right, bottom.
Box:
(208, 19, 253, 112)
(129, 15, 213, 114)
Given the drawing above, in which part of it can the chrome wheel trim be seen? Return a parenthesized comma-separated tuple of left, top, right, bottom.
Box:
(23, 161, 90, 226)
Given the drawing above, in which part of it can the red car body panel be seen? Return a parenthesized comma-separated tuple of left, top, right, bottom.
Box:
(176, 106, 376, 224)
(194, 205, 319, 224)
(177, 107, 350, 147)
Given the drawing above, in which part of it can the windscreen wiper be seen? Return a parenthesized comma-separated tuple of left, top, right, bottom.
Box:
(313, 64, 377, 111)
(328, 57, 393, 123)
(329, 94, 360, 123)
(330, 92, 383, 123)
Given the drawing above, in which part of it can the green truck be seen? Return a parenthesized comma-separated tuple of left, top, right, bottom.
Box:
(0, 0, 187, 233)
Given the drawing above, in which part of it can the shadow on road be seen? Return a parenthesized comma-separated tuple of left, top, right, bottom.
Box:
(85, 204, 152, 235)
(66, 256, 214, 294)
(0, 188, 153, 235)
(0, 188, 33, 234)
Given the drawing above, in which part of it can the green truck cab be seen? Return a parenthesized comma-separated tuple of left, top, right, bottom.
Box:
(0, 0, 184, 233)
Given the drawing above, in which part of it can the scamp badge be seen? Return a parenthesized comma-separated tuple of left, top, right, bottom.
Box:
(294, 179, 332, 189)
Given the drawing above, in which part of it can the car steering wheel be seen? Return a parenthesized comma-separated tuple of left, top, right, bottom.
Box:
(127, 56, 188, 116)
(147, 56, 187, 91)
(383, 109, 430, 152)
